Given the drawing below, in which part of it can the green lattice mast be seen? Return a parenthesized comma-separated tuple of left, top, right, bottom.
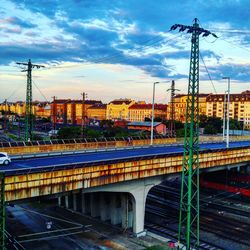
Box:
(170, 18, 217, 249)
(16, 59, 44, 141)
(0, 172, 5, 249)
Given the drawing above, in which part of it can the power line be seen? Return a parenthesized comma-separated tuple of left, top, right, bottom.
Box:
(5, 84, 24, 101)
(199, 52, 217, 94)
(37, 32, 186, 71)
(210, 28, 250, 35)
(219, 37, 250, 53)
(32, 80, 49, 103)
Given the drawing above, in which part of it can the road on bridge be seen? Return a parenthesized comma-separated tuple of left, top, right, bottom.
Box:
(2, 141, 250, 173)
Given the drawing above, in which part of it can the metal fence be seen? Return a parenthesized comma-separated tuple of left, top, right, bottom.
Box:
(0, 134, 169, 148)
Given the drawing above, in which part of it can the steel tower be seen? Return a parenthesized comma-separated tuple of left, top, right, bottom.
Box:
(170, 18, 217, 249)
(16, 59, 44, 141)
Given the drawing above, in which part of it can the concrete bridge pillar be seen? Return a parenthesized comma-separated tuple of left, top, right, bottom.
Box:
(58, 196, 62, 207)
(83, 176, 164, 236)
(110, 194, 121, 225)
(100, 193, 110, 221)
(130, 185, 153, 236)
(65, 195, 69, 209)
(80, 192, 87, 214)
(73, 193, 77, 211)
(90, 193, 100, 217)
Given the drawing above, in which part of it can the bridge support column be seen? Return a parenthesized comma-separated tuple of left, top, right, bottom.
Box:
(100, 193, 110, 221)
(121, 193, 132, 230)
(73, 193, 77, 211)
(110, 194, 121, 225)
(65, 195, 69, 209)
(80, 192, 87, 214)
(130, 185, 153, 236)
(90, 193, 100, 217)
(83, 176, 164, 236)
(58, 196, 62, 207)
(246, 165, 250, 174)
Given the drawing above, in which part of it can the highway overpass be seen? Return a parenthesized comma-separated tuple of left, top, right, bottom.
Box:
(2, 140, 250, 236)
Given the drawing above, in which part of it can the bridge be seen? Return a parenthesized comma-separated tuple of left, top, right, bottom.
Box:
(1, 140, 250, 236)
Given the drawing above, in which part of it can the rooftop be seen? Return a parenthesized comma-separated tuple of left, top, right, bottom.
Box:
(128, 121, 162, 127)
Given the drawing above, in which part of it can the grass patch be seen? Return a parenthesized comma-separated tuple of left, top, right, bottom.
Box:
(6, 133, 23, 141)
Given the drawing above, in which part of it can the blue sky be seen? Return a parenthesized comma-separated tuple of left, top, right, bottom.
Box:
(0, 0, 250, 103)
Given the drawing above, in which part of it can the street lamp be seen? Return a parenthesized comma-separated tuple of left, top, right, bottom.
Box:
(150, 80, 171, 145)
(150, 82, 160, 145)
(222, 91, 227, 142)
(222, 77, 230, 148)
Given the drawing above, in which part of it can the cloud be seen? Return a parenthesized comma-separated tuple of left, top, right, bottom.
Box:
(207, 63, 250, 82)
(10, 17, 37, 28)
(0, 0, 249, 84)
(0, 26, 22, 34)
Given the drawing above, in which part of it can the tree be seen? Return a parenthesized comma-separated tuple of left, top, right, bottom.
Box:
(57, 126, 81, 139)
(144, 117, 151, 122)
(199, 115, 222, 135)
(84, 128, 103, 138)
(204, 124, 217, 134)
(154, 117, 163, 122)
(100, 120, 114, 128)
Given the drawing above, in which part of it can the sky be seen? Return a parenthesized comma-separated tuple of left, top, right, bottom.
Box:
(0, 0, 250, 104)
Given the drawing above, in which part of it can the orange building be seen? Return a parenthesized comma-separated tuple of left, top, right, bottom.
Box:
(128, 103, 167, 122)
(87, 104, 107, 121)
(171, 94, 209, 122)
(50, 99, 102, 125)
(35, 103, 51, 118)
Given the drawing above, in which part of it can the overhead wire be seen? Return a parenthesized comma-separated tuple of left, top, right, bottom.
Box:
(34, 33, 171, 70)
(32, 80, 49, 102)
(5, 84, 24, 102)
(37, 31, 186, 70)
(199, 52, 217, 94)
(218, 37, 250, 53)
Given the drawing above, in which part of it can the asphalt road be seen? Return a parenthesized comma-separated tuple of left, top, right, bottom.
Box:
(1, 140, 250, 173)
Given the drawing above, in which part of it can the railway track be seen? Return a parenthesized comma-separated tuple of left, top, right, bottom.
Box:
(145, 222, 226, 250)
(145, 181, 250, 248)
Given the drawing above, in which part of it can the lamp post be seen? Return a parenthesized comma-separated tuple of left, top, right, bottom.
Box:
(222, 91, 227, 142)
(222, 77, 230, 148)
(150, 82, 160, 145)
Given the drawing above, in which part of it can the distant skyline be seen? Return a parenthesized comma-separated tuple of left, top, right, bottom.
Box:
(0, 0, 250, 103)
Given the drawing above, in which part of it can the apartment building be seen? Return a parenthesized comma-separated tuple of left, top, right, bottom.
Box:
(206, 91, 250, 129)
(87, 103, 107, 121)
(0, 101, 47, 117)
(106, 99, 135, 120)
(172, 94, 208, 122)
(128, 103, 167, 122)
(50, 99, 102, 124)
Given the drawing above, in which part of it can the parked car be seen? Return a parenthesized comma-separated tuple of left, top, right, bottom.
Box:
(0, 152, 11, 165)
(48, 130, 58, 137)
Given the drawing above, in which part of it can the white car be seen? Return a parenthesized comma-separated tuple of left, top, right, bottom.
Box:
(0, 152, 11, 165)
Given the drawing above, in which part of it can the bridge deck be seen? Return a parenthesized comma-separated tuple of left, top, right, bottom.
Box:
(2, 141, 250, 175)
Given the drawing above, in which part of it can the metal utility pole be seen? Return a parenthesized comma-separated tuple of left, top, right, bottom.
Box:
(167, 80, 179, 137)
(81, 92, 87, 137)
(16, 59, 44, 141)
(222, 77, 230, 148)
(0, 172, 5, 249)
(150, 82, 159, 145)
(52, 96, 57, 131)
(170, 19, 217, 250)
